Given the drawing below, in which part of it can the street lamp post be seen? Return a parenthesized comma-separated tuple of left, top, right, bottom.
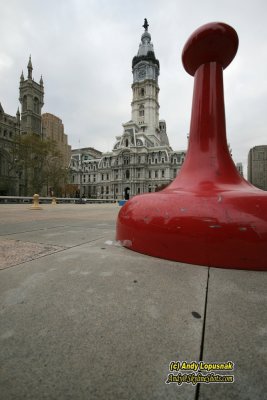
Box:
(79, 160, 83, 204)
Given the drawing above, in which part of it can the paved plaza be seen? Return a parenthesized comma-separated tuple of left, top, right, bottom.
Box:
(0, 203, 266, 399)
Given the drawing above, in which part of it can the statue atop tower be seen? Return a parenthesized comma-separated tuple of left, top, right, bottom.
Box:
(143, 18, 149, 31)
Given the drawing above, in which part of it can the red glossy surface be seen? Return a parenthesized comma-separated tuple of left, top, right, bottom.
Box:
(182, 22, 239, 76)
(116, 22, 267, 270)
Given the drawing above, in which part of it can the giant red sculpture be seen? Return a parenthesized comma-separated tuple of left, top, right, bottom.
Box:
(116, 22, 267, 270)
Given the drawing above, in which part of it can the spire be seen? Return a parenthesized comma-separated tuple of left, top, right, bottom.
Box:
(20, 70, 24, 82)
(40, 75, 43, 86)
(27, 55, 33, 79)
(132, 19, 159, 69)
(138, 19, 154, 57)
(16, 107, 20, 122)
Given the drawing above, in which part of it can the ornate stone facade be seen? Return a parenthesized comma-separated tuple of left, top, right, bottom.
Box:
(71, 21, 186, 199)
(0, 103, 21, 195)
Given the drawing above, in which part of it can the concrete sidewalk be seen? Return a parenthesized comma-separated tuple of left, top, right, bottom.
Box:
(0, 204, 266, 400)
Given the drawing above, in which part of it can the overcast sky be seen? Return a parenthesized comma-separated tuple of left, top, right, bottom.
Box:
(1, 0, 267, 177)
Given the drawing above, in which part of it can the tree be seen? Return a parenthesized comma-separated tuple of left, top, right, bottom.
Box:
(14, 133, 68, 196)
(44, 152, 69, 196)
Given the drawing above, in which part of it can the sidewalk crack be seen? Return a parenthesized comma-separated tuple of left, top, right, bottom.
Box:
(195, 267, 210, 400)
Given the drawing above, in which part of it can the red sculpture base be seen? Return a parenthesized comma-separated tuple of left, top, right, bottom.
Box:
(117, 187, 267, 270)
(116, 22, 267, 271)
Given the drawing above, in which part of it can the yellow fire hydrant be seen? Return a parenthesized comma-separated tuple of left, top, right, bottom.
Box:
(51, 197, 57, 205)
(30, 193, 42, 210)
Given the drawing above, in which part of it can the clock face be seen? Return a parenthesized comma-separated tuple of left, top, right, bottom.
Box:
(138, 68, 145, 78)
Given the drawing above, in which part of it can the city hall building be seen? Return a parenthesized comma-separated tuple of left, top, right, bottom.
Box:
(71, 20, 186, 200)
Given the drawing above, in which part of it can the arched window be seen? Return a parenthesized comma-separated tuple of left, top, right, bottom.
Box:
(139, 105, 144, 117)
(34, 98, 39, 113)
(23, 96, 27, 112)
(123, 155, 129, 165)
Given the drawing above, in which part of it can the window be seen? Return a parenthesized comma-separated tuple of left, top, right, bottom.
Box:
(33, 97, 39, 113)
(125, 139, 129, 147)
(23, 96, 27, 112)
(155, 171, 158, 178)
(162, 170, 165, 178)
(149, 171, 151, 179)
(107, 173, 109, 180)
(139, 105, 144, 117)
(161, 158, 165, 163)
(102, 174, 104, 181)
(126, 170, 130, 179)
(173, 169, 177, 178)
(93, 175, 96, 182)
(140, 88, 145, 97)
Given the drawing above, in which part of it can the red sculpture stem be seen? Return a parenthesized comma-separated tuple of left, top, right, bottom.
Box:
(172, 61, 243, 190)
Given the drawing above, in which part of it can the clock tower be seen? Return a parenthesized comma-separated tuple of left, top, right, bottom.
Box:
(131, 19, 160, 142)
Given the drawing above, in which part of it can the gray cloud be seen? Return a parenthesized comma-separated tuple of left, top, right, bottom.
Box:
(1, 0, 267, 177)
